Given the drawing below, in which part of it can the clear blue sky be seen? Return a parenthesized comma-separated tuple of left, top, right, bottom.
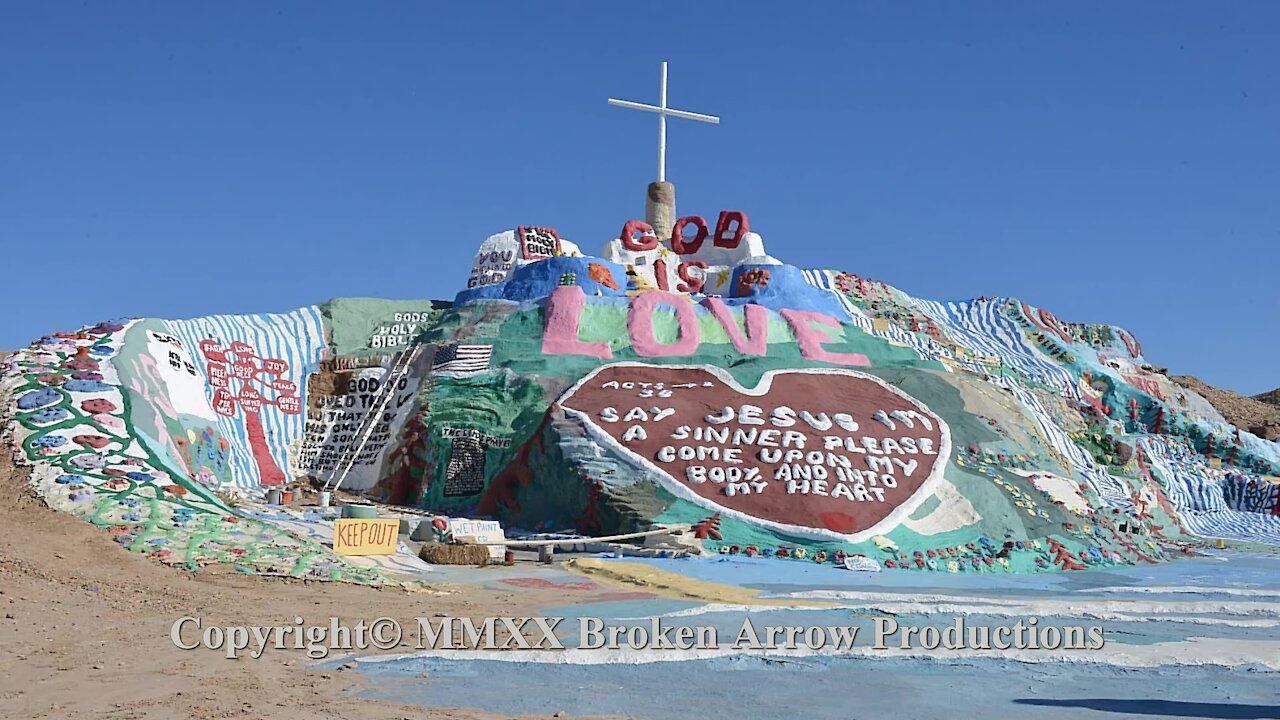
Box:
(2, 3, 1277, 393)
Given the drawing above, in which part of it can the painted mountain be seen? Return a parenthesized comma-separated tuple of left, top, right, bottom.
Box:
(4, 213, 1278, 579)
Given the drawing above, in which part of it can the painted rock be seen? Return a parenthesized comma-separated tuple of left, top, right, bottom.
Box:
(72, 372, 105, 381)
(72, 435, 111, 449)
(558, 363, 951, 542)
(18, 387, 60, 409)
(81, 398, 117, 414)
(64, 379, 111, 393)
(94, 414, 125, 431)
(70, 453, 107, 470)
(32, 434, 67, 448)
(28, 407, 69, 424)
(62, 358, 99, 371)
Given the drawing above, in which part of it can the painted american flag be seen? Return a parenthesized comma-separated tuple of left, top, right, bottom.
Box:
(431, 343, 493, 375)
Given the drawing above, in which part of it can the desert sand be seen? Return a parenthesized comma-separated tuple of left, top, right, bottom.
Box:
(0, 455, 619, 720)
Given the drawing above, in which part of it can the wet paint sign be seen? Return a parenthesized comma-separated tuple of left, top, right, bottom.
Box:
(448, 518, 506, 560)
(333, 518, 400, 556)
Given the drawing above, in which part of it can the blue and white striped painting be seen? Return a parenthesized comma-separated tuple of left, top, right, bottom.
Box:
(912, 298, 1080, 396)
(1142, 436, 1280, 545)
(799, 269, 992, 375)
(165, 307, 329, 489)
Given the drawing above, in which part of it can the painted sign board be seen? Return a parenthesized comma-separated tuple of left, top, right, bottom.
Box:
(448, 518, 506, 560)
(333, 517, 400, 556)
(558, 363, 951, 544)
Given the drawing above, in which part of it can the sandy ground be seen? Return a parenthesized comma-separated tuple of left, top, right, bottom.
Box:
(0, 455, 620, 720)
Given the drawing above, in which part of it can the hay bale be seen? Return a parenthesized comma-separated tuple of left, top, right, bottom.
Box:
(418, 542, 489, 566)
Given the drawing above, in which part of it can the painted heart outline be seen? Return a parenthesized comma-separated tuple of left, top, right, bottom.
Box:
(557, 363, 952, 543)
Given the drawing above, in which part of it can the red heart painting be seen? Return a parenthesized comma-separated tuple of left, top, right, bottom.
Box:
(558, 363, 951, 542)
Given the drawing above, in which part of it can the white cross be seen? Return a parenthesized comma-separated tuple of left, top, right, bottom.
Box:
(608, 61, 719, 183)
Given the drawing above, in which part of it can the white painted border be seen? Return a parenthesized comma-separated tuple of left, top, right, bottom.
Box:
(557, 362, 952, 544)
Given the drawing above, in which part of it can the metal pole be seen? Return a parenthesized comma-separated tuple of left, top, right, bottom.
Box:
(657, 61, 667, 182)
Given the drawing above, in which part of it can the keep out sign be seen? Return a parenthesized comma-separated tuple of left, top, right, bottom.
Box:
(332, 518, 399, 556)
(558, 363, 951, 543)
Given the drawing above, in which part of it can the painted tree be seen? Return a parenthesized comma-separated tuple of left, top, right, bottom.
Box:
(1224, 443, 1239, 468)
(691, 513, 723, 540)
(1046, 536, 1087, 571)
(1150, 406, 1167, 435)
(199, 339, 300, 486)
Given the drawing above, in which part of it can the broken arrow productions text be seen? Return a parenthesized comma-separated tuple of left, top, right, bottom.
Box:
(170, 616, 1105, 659)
